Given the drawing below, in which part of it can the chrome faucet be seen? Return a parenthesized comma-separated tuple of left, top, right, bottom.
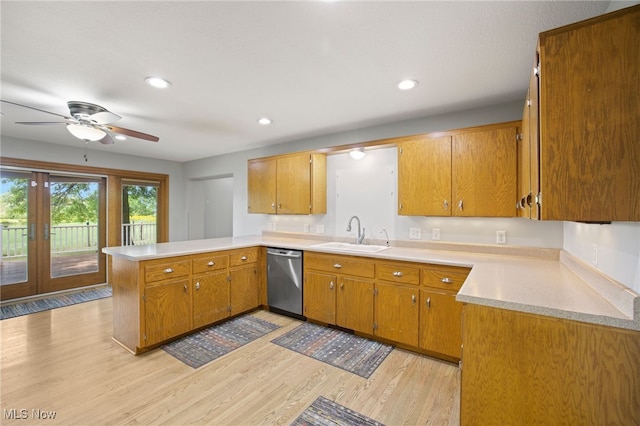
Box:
(346, 215, 365, 244)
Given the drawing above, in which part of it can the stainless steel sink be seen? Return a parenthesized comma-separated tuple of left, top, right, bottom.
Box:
(310, 241, 390, 253)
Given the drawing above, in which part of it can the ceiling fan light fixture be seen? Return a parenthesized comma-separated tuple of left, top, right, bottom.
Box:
(349, 147, 366, 160)
(145, 76, 171, 89)
(397, 79, 419, 90)
(66, 124, 106, 142)
(115, 135, 127, 141)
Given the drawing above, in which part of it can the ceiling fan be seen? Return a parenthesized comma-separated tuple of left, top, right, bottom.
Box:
(1, 100, 159, 144)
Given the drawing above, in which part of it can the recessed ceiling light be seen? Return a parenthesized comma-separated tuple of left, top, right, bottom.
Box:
(397, 79, 419, 90)
(145, 76, 171, 89)
(115, 135, 127, 141)
(257, 117, 272, 125)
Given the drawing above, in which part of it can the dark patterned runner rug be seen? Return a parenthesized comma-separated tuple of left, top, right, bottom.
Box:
(162, 314, 281, 368)
(0, 286, 112, 320)
(291, 396, 385, 426)
(271, 322, 393, 379)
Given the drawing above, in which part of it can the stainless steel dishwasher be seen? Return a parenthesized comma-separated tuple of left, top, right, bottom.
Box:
(266, 248, 303, 318)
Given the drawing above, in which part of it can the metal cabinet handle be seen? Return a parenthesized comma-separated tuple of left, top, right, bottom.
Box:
(426, 297, 431, 308)
(411, 294, 416, 305)
(392, 271, 404, 277)
(333, 263, 342, 269)
(443, 200, 449, 211)
(340, 282, 344, 290)
(195, 281, 200, 290)
(441, 277, 452, 284)
(207, 261, 215, 266)
(183, 284, 188, 292)
(458, 200, 464, 210)
(164, 268, 173, 273)
(241, 256, 248, 261)
(329, 281, 334, 289)
(271, 202, 275, 209)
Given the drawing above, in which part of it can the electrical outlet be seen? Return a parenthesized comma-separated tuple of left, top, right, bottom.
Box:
(316, 224, 325, 234)
(409, 228, 421, 240)
(432, 228, 441, 241)
(271, 222, 277, 231)
(303, 224, 310, 233)
(592, 243, 598, 266)
(496, 230, 506, 244)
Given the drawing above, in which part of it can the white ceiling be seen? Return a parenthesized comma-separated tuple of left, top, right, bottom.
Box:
(1, 1, 610, 162)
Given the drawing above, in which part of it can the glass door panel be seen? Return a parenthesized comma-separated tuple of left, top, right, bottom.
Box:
(0, 169, 37, 299)
(122, 181, 158, 246)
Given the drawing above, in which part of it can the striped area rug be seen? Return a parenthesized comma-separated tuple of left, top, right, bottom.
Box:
(271, 322, 393, 379)
(0, 286, 112, 320)
(162, 314, 281, 368)
(291, 396, 385, 426)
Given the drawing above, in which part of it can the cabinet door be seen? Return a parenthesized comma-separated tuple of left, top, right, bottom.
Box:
(229, 266, 258, 315)
(276, 154, 310, 214)
(398, 136, 452, 216)
(419, 289, 463, 359)
(303, 271, 336, 324)
(193, 270, 230, 328)
(336, 277, 374, 334)
(452, 126, 517, 217)
(247, 157, 276, 213)
(374, 282, 419, 347)
(518, 91, 532, 219)
(144, 279, 192, 346)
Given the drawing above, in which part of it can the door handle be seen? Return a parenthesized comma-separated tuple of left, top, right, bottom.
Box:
(44, 223, 49, 240)
(29, 224, 36, 241)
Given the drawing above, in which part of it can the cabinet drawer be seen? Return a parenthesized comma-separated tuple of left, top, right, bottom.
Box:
(422, 265, 470, 291)
(305, 252, 375, 278)
(144, 259, 190, 284)
(377, 262, 420, 285)
(192, 253, 228, 274)
(229, 247, 259, 266)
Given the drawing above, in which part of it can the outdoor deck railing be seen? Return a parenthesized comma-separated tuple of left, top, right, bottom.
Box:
(1, 223, 157, 257)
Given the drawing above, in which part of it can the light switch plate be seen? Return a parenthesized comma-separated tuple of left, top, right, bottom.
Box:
(432, 228, 441, 241)
(316, 224, 325, 234)
(409, 228, 421, 240)
(496, 230, 506, 244)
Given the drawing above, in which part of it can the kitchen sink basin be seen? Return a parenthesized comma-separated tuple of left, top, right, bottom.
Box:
(310, 242, 391, 253)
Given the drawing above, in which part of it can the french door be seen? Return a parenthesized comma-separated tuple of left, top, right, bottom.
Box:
(0, 169, 106, 300)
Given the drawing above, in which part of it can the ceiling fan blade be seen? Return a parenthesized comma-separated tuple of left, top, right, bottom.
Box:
(103, 125, 159, 142)
(15, 121, 69, 125)
(89, 111, 122, 124)
(1, 100, 72, 120)
(99, 133, 115, 145)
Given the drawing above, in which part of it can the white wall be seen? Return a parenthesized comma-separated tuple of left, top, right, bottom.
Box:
(0, 135, 186, 242)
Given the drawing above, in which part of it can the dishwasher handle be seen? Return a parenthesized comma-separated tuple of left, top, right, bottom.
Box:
(267, 249, 302, 259)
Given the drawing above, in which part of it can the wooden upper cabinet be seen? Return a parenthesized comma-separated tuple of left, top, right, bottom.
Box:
(247, 157, 276, 214)
(247, 152, 326, 215)
(536, 5, 640, 221)
(517, 88, 532, 219)
(398, 136, 452, 216)
(452, 125, 517, 217)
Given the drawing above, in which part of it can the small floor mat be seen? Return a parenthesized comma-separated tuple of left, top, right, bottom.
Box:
(0, 286, 112, 320)
(291, 396, 385, 426)
(271, 322, 393, 379)
(162, 314, 281, 368)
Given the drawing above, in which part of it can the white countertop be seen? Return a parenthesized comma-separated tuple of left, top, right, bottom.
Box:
(103, 234, 640, 331)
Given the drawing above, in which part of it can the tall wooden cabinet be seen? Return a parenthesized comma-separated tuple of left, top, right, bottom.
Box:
(247, 152, 326, 215)
(398, 122, 518, 217)
(524, 5, 640, 221)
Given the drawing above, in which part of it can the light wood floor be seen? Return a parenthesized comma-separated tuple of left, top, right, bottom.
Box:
(0, 298, 460, 425)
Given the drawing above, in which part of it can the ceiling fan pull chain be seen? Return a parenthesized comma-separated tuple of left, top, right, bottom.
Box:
(83, 141, 89, 162)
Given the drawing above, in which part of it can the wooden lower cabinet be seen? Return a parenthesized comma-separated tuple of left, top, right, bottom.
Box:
(111, 247, 262, 354)
(418, 289, 462, 359)
(374, 281, 419, 346)
(303, 271, 336, 324)
(336, 277, 374, 334)
(144, 278, 192, 347)
(461, 303, 640, 425)
(192, 270, 229, 328)
(230, 265, 259, 315)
